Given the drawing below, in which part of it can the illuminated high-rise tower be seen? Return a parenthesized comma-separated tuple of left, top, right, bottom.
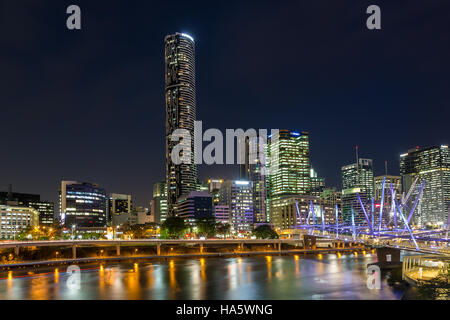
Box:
(400, 145, 450, 226)
(267, 130, 311, 227)
(164, 33, 197, 216)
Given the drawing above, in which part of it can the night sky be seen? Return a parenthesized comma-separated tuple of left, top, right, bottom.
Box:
(1, 0, 449, 206)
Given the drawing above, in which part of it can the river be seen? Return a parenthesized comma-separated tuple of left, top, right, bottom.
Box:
(0, 252, 404, 300)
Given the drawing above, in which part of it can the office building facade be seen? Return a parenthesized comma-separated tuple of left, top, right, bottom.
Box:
(341, 158, 374, 224)
(0, 186, 54, 225)
(267, 130, 310, 228)
(0, 204, 39, 239)
(271, 195, 340, 230)
(400, 145, 450, 226)
(150, 181, 167, 224)
(59, 181, 108, 228)
(176, 191, 214, 226)
(219, 180, 254, 233)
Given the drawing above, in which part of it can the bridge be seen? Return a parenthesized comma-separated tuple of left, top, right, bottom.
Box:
(283, 177, 450, 256)
(0, 238, 356, 258)
(0, 238, 368, 269)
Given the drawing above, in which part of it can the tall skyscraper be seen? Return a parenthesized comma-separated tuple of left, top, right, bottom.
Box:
(59, 181, 108, 228)
(267, 130, 310, 228)
(400, 145, 450, 226)
(341, 158, 374, 224)
(165, 32, 197, 216)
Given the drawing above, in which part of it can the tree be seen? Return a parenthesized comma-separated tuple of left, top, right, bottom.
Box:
(252, 225, 279, 239)
(216, 223, 231, 237)
(160, 216, 187, 239)
(196, 217, 216, 238)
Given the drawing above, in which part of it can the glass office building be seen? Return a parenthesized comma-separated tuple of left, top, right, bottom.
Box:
(341, 158, 374, 224)
(400, 145, 450, 226)
(59, 181, 108, 228)
(267, 130, 310, 228)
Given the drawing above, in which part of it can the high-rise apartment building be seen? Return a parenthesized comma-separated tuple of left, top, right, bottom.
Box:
(341, 158, 374, 224)
(59, 181, 108, 228)
(400, 145, 450, 226)
(267, 130, 310, 228)
(165, 32, 197, 216)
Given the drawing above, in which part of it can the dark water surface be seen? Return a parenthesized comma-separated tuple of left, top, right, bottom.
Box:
(0, 253, 403, 300)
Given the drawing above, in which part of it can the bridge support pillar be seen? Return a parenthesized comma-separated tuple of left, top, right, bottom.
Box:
(14, 246, 19, 256)
(116, 244, 120, 256)
(72, 245, 76, 259)
(278, 242, 281, 252)
(157, 243, 161, 256)
(200, 243, 203, 254)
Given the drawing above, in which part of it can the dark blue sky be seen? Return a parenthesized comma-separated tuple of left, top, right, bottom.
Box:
(1, 0, 449, 206)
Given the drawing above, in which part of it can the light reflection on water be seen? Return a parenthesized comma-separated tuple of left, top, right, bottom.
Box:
(0, 253, 403, 300)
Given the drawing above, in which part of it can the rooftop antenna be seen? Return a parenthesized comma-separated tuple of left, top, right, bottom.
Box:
(385, 160, 388, 176)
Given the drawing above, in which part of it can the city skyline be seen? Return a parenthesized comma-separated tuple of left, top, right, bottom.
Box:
(1, 1, 449, 207)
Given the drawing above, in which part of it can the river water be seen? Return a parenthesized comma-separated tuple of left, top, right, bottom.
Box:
(0, 252, 404, 300)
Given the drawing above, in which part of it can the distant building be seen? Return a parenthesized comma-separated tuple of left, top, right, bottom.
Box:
(270, 195, 341, 230)
(0, 185, 54, 225)
(240, 137, 267, 224)
(207, 179, 223, 205)
(108, 193, 132, 224)
(374, 175, 402, 202)
(0, 204, 39, 239)
(135, 206, 151, 225)
(214, 205, 230, 224)
(310, 168, 326, 197)
(320, 188, 342, 214)
(341, 158, 374, 225)
(400, 145, 450, 226)
(220, 180, 254, 233)
(150, 181, 167, 224)
(176, 191, 214, 226)
(59, 181, 108, 228)
(267, 130, 310, 228)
